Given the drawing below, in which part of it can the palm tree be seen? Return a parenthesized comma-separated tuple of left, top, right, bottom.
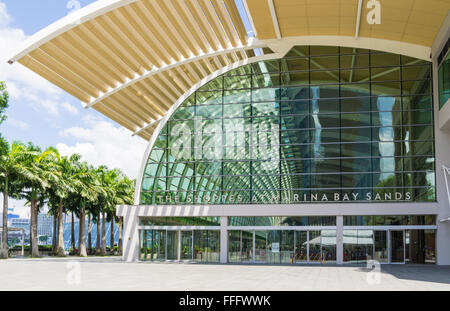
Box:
(44, 151, 79, 257)
(92, 166, 110, 256)
(0, 142, 37, 259)
(17, 143, 57, 257)
(69, 161, 100, 257)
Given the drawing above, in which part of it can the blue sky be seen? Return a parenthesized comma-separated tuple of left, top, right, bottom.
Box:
(0, 1, 147, 216)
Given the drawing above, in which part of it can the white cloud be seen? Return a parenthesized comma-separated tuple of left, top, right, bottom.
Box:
(0, 2, 12, 27)
(0, 195, 30, 219)
(61, 101, 79, 115)
(56, 116, 147, 179)
(0, 1, 77, 118)
(7, 118, 29, 130)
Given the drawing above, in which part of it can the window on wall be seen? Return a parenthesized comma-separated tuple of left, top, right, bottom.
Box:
(439, 50, 450, 109)
(140, 46, 435, 205)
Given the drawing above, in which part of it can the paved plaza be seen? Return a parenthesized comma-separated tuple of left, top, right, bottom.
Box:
(0, 257, 449, 291)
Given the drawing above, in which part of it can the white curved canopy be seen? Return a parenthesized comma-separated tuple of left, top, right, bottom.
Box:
(8, 0, 450, 140)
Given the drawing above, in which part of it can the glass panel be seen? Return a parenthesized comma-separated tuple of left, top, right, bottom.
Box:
(166, 231, 178, 260)
(154, 230, 166, 261)
(241, 230, 253, 262)
(140, 230, 152, 261)
(322, 230, 337, 263)
(180, 231, 193, 260)
(344, 230, 357, 264)
(390, 231, 405, 263)
(280, 231, 294, 264)
(439, 52, 450, 109)
(255, 231, 268, 263)
(208, 231, 220, 262)
(266, 230, 281, 264)
(309, 231, 322, 263)
(228, 230, 241, 263)
(295, 231, 308, 263)
(405, 230, 436, 264)
(374, 231, 388, 263)
(358, 230, 374, 264)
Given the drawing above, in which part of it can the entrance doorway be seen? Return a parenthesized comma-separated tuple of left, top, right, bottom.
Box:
(140, 230, 194, 262)
(390, 231, 405, 263)
(180, 231, 193, 260)
(374, 231, 388, 263)
(229, 229, 337, 264)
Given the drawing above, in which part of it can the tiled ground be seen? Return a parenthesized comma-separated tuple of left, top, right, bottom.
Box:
(1, 257, 449, 291)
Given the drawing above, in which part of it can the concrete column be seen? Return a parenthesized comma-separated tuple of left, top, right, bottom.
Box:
(121, 208, 140, 262)
(336, 216, 344, 265)
(433, 16, 450, 264)
(220, 216, 228, 264)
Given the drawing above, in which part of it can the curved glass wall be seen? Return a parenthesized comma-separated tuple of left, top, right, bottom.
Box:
(141, 46, 435, 205)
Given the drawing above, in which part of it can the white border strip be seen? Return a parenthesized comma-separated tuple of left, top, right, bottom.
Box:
(263, 36, 432, 61)
(355, 0, 363, 39)
(267, 0, 281, 39)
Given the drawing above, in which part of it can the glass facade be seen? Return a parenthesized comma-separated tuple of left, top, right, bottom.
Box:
(343, 215, 436, 226)
(343, 229, 436, 264)
(141, 46, 435, 205)
(439, 50, 450, 109)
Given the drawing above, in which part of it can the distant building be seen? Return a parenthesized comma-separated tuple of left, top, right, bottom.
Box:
(10, 218, 30, 238)
(37, 214, 53, 241)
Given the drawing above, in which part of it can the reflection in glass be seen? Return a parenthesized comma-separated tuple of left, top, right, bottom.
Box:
(194, 230, 220, 263)
(241, 231, 254, 262)
(374, 231, 388, 263)
(391, 231, 405, 263)
(141, 46, 435, 205)
(280, 231, 295, 264)
(166, 231, 178, 260)
(405, 230, 436, 264)
(267, 230, 281, 264)
(309, 231, 322, 263)
(255, 231, 268, 263)
(322, 230, 337, 263)
(295, 231, 308, 263)
(181, 231, 193, 260)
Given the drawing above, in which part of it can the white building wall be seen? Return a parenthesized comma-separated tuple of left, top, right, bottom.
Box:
(433, 12, 450, 265)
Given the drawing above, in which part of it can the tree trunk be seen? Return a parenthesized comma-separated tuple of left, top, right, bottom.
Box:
(56, 199, 65, 256)
(52, 211, 57, 254)
(110, 214, 114, 255)
(71, 211, 75, 252)
(0, 182, 9, 259)
(88, 213, 92, 254)
(101, 211, 106, 256)
(79, 203, 87, 257)
(96, 215, 101, 254)
(118, 217, 122, 256)
(30, 195, 40, 257)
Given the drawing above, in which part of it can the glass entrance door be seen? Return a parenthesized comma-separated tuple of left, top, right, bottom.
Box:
(390, 231, 405, 263)
(309, 231, 322, 263)
(167, 231, 179, 260)
(374, 231, 388, 263)
(295, 231, 308, 263)
(154, 230, 166, 261)
(181, 231, 193, 261)
(255, 231, 268, 263)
